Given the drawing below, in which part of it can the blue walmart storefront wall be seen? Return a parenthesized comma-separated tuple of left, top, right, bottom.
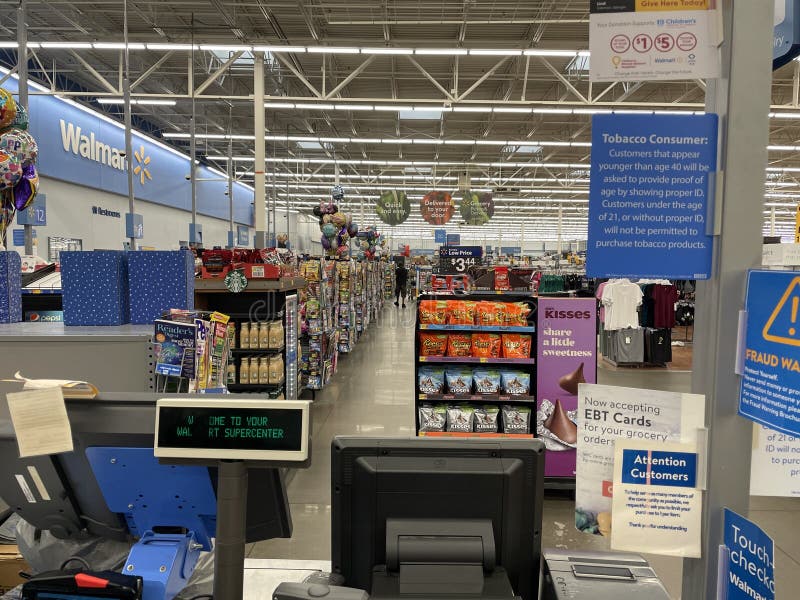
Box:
(2, 73, 253, 226)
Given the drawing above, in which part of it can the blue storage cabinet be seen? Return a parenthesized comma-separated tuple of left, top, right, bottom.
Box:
(0, 251, 22, 323)
(127, 250, 194, 324)
(61, 251, 130, 326)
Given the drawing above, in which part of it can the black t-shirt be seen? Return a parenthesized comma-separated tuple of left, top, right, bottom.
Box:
(396, 267, 409, 287)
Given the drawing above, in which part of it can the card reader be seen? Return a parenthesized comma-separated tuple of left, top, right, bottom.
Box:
(22, 570, 143, 600)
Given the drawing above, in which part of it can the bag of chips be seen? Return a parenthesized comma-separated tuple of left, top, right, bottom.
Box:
(418, 367, 445, 394)
(472, 333, 501, 358)
(501, 334, 532, 358)
(502, 405, 531, 434)
(473, 368, 501, 394)
(420, 333, 448, 356)
(419, 404, 447, 432)
(446, 405, 475, 432)
(464, 301, 478, 325)
(474, 406, 500, 433)
(447, 334, 472, 357)
(446, 367, 473, 395)
(500, 371, 531, 395)
(419, 300, 447, 324)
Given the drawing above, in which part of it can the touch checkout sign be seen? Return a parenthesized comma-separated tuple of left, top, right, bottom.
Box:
(154, 398, 310, 462)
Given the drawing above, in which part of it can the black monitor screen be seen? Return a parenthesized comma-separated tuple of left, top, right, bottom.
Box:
(157, 406, 303, 451)
(331, 437, 545, 600)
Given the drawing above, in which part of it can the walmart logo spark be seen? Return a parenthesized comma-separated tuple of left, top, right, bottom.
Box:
(133, 145, 152, 185)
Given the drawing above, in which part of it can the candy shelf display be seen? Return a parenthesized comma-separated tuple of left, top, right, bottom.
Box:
(193, 277, 304, 399)
(299, 257, 340, 391)
(413, 292, 598, 487)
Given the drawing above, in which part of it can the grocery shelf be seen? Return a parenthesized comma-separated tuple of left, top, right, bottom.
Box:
(417, 432, 535, 439)
(195, 277, 306, 293)
(418, 393, 535, 403)
(419, 324, 535, 333)
(226, 383, 285, 393)
(230, 347, 283, 355)
(418, 356, 535, 364)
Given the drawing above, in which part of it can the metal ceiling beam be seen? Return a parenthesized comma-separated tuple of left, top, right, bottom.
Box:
(194, 51, 245, 96)
(271, 51, 321, 98)
(131, 51, 175, 90)
(68, 49, 118, 94)
(324, 54, 376, 99)
(457, 56, 511, 101)
(404, 55, 456, 102)
(537, 56, 587, 103)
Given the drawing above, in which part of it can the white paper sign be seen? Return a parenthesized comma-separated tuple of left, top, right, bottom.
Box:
(611, 439, 702, 558)
(589, 9, 721, 81)
(751, 423, 800, 497)
(575, 383, 704, 538)
(6, 387, 73, 457)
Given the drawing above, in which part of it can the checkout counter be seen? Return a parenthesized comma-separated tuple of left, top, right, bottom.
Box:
(0, 393, 669, 600)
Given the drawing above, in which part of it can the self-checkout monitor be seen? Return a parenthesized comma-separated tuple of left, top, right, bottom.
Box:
(155, 398, 310, 462)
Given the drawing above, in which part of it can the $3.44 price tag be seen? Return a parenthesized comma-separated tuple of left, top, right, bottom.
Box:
(449, 256, 476, 272)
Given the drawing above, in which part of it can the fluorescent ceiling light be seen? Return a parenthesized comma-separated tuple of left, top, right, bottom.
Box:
(533, 108, 573, 114)
(524, 49, 577, 57)
(495, 107, 533, 113)
(146, 43, 197, 50)
(93, 42, 146, 50)
(453, 106, 493, 113)
(469, 49, 522, 56)
(41, 42, 92, 49)
(0, 42, 17, 48)
(334, 104, 374, 111)
(319, 137, 350, 143)
(362, 47, 413, 55)
(97, 98, 176, 106)
(415, 48, 468, 55)
(294, 102, 334, 110)
(767, 145, 800, 151)
(199, 44, 252, 52)
(375, 105, 411, 111)
(264, 102, 296, 109)
(308, 47, 359, 54)
(253, 45, 306, 53)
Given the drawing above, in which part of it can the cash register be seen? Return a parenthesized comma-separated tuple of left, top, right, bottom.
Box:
(0, 393, 311, 600)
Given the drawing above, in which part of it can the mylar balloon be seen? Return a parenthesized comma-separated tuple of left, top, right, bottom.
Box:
(322, 223, 337, 238)
(0, 152, 22, 190)
(12, 164, 38, 210)
(0, 131, 26, 163)
(321, 235, 333, 250)
(331, 184, 345, 201)
(0, 90, 17, 130)
(11, 104, 28, 131)
(332, 212, 347, 228)
(16, 131, 37, 165)
(347, 221, 358, 237)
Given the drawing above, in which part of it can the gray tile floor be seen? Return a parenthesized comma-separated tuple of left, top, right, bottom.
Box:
(252, 308, 800, 599)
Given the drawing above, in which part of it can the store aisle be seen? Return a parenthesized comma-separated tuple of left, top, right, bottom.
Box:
(250, 308, 800, 600)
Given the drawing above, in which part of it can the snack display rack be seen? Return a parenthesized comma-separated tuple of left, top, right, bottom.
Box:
(193, 277, 304, 399)
(336, 259, 357, 353)
(414, 292, 538, 440)
(383, 262, 395, 300)
(299, 257, 340, 392)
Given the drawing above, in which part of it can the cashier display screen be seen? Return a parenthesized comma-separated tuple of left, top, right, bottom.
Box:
(157, 406, 303, 452)
(572, 565, 634, 579)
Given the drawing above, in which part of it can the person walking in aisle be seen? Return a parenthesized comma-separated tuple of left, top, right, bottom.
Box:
(395, 264, 409, 308)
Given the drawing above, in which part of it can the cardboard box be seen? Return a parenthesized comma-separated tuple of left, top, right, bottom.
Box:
(0, 251, 22, 324)
(0, 545, 28, 595)
(61, 251, 130, 326)
(128, 250, 194, 324)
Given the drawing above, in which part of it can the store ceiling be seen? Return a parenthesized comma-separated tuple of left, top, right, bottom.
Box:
(0, 0, 797, 240)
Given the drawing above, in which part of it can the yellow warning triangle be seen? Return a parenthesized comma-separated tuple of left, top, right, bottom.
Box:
(763, 276, 800, 347)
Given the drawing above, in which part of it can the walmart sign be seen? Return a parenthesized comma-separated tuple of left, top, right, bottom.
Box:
(2, 71, 254, 226)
